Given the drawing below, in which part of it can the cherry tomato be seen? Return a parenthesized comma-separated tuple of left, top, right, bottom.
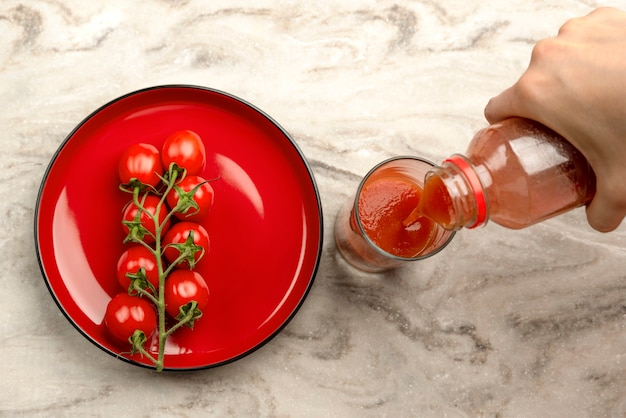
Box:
(166, 175, 215, 221)
(104, 293, 157, 342)
(122, 195, 170, 244)
(161, 130, 206, 175)
(116, 246, 160, 293)
(118, 143, 164, 188)
(162, 221, 210, 268)
(164, 270, 209, 320)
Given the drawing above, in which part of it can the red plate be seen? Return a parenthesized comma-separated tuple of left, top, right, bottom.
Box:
(35, 85, 323, 371)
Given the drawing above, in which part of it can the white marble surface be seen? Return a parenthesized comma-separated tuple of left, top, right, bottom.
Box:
(2, 0, 626, 416)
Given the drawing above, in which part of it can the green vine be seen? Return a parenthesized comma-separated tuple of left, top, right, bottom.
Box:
(121, 164, 205, 372)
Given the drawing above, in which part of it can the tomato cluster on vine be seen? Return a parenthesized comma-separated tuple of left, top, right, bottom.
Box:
(103, 129, 215, 371)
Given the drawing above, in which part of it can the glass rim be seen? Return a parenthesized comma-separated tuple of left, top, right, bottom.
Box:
(352, 155, 456, 262)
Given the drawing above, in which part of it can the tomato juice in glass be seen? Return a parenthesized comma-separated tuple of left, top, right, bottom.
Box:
(334, 157, 455, 272)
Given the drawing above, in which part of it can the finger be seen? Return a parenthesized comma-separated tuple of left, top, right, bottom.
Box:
(585, 196, 625, 232)
(484, 86, 523, 124)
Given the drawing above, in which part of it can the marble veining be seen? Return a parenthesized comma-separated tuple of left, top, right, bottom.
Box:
(2, 0, 626, 417)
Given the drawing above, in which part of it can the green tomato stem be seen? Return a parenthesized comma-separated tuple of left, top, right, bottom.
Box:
(163, 301, 199, 339)
(152, 169, 179, 372)
(124, 165, 206, 373)
(131, 282, 159, 306)
(136, 344, 159, 366)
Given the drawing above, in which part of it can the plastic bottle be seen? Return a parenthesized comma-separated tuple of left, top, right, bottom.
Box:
(406, 117, 596, 230)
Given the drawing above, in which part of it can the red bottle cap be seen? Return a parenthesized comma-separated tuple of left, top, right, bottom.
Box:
(444, 155, 487, 228)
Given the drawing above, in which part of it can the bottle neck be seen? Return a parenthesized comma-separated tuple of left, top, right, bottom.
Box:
(444, 155, 488, 228)
(424, 155, 489, 230)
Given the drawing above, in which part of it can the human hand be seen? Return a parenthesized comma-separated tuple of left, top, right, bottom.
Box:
(484, 7, 626, 232)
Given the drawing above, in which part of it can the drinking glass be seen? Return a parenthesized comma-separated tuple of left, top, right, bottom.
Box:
(334, 156, 455, 272)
